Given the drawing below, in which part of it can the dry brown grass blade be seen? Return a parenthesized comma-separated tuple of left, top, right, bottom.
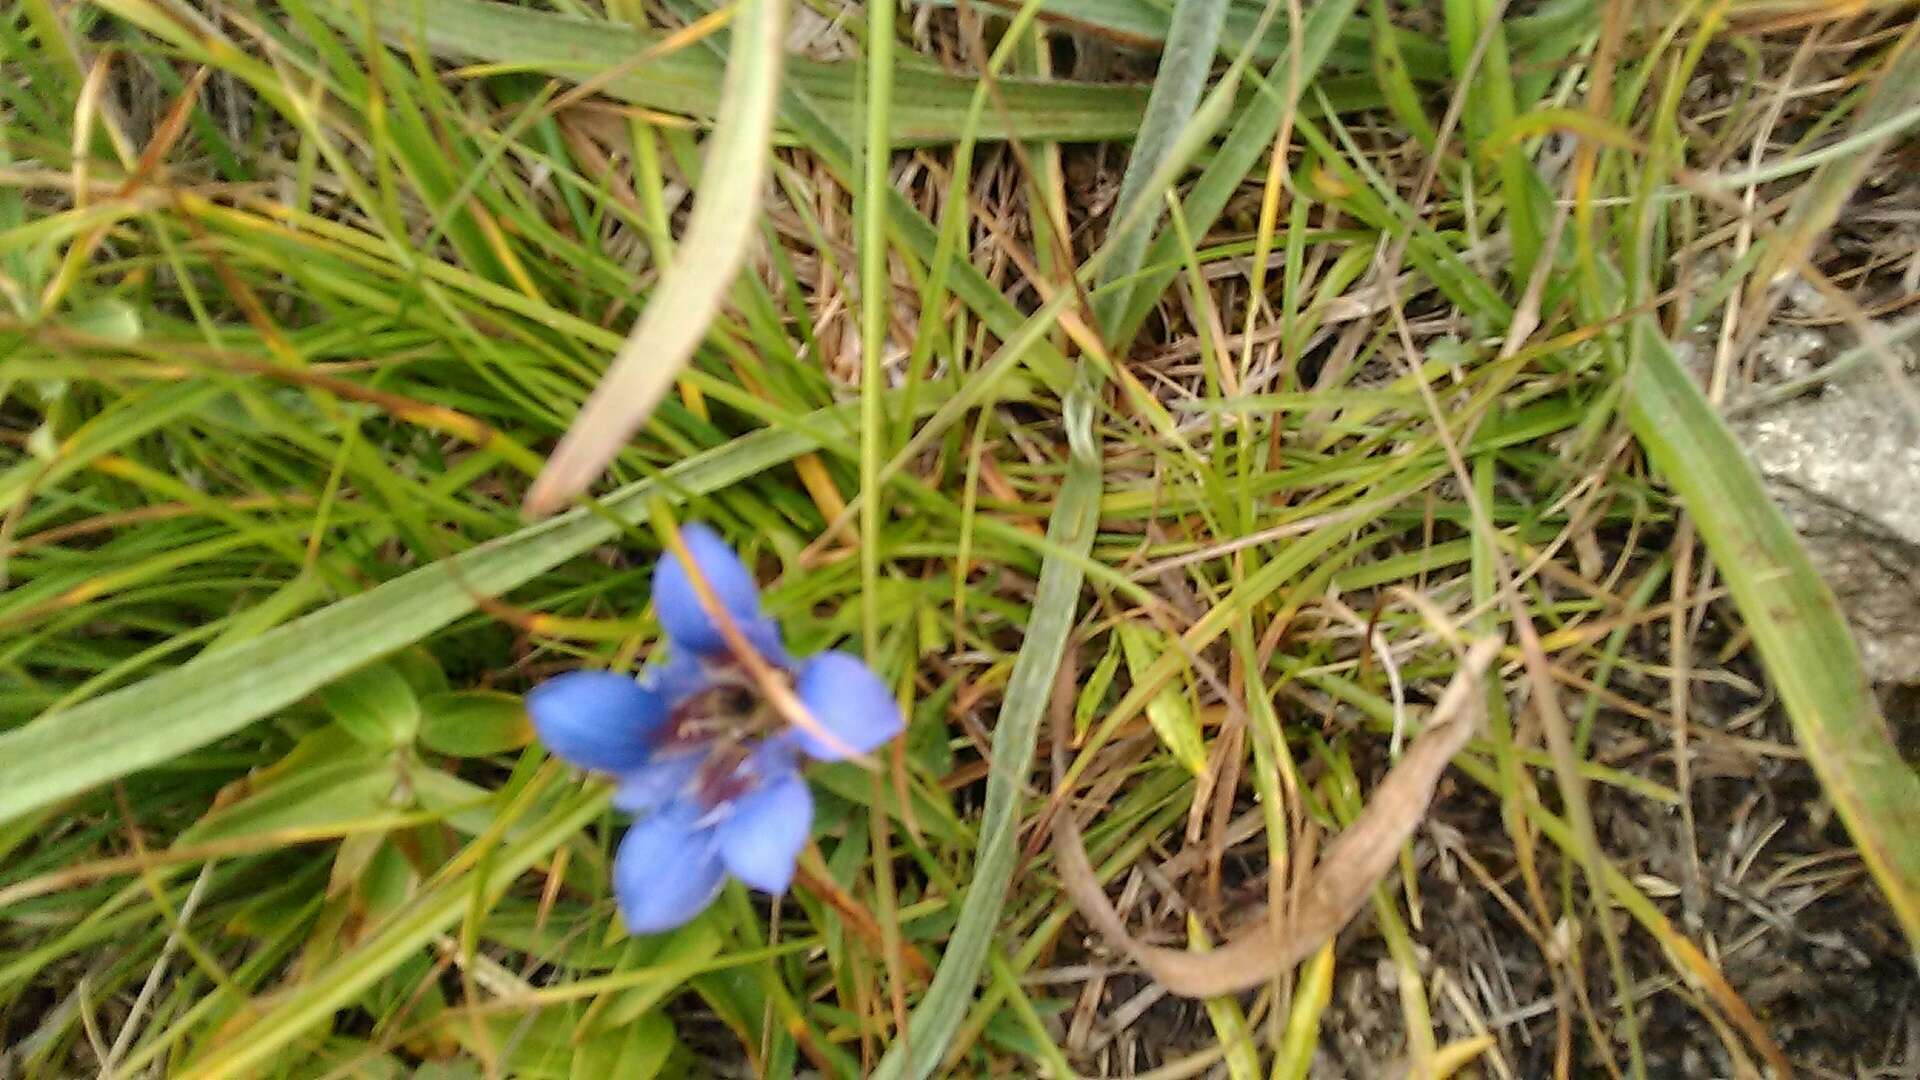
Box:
(1050, 637, 1503, 999)
(520, 0, 782, 517)
(792, 852, 934, 982)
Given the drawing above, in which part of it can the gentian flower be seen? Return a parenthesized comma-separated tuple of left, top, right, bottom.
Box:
(527, 524, 903, 934)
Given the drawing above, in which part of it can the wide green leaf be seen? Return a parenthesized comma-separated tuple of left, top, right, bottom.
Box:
(418, 691, 532, 758)
(352, 0, 1152, 145)
(320, 662, 420, 750)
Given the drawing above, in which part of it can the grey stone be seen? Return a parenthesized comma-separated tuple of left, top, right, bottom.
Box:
(1735, 369, 1920, 683)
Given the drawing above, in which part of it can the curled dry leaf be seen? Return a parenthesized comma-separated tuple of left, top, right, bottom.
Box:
(1049, 637, 1503, 999)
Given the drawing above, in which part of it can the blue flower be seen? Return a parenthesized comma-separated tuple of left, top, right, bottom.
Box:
(526, 523, 904, 934)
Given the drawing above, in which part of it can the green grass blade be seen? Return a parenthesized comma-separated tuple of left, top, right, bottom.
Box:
(1112, 0, 1361, 351)
(1622, 318, 1920, 956)
(858, 0, 895, 659)
(1748, 40, 1920, 302)
(1093, 0, 1229, 336)
(870, 379, 1102, 1080)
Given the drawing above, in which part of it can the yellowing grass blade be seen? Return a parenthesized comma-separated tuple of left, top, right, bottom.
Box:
(1624, 315, 1920, 958)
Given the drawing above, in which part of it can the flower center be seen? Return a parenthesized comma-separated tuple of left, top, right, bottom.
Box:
(650, 661, 797, 812)
(693, 742, 757, 808)
(667, 663, 784, 746)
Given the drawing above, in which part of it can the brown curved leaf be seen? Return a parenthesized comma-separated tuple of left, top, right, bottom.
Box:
(1050, 637, 1502, 998)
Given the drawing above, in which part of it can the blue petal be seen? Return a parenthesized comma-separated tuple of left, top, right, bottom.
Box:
(653, 523, 766, 658)
(641, 650, 710, 706)
(716, 767, 813, 894)
(527, 670, 666, 773)
(613, 803, 725, 934)
(750, 734, 803, 776)
(791, 652, 904, 761)
(611, 751, 702, 814)
(739, 614, 793, 669)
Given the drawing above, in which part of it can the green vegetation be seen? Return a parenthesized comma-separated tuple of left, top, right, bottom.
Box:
(3, 0, 1915, 1075)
